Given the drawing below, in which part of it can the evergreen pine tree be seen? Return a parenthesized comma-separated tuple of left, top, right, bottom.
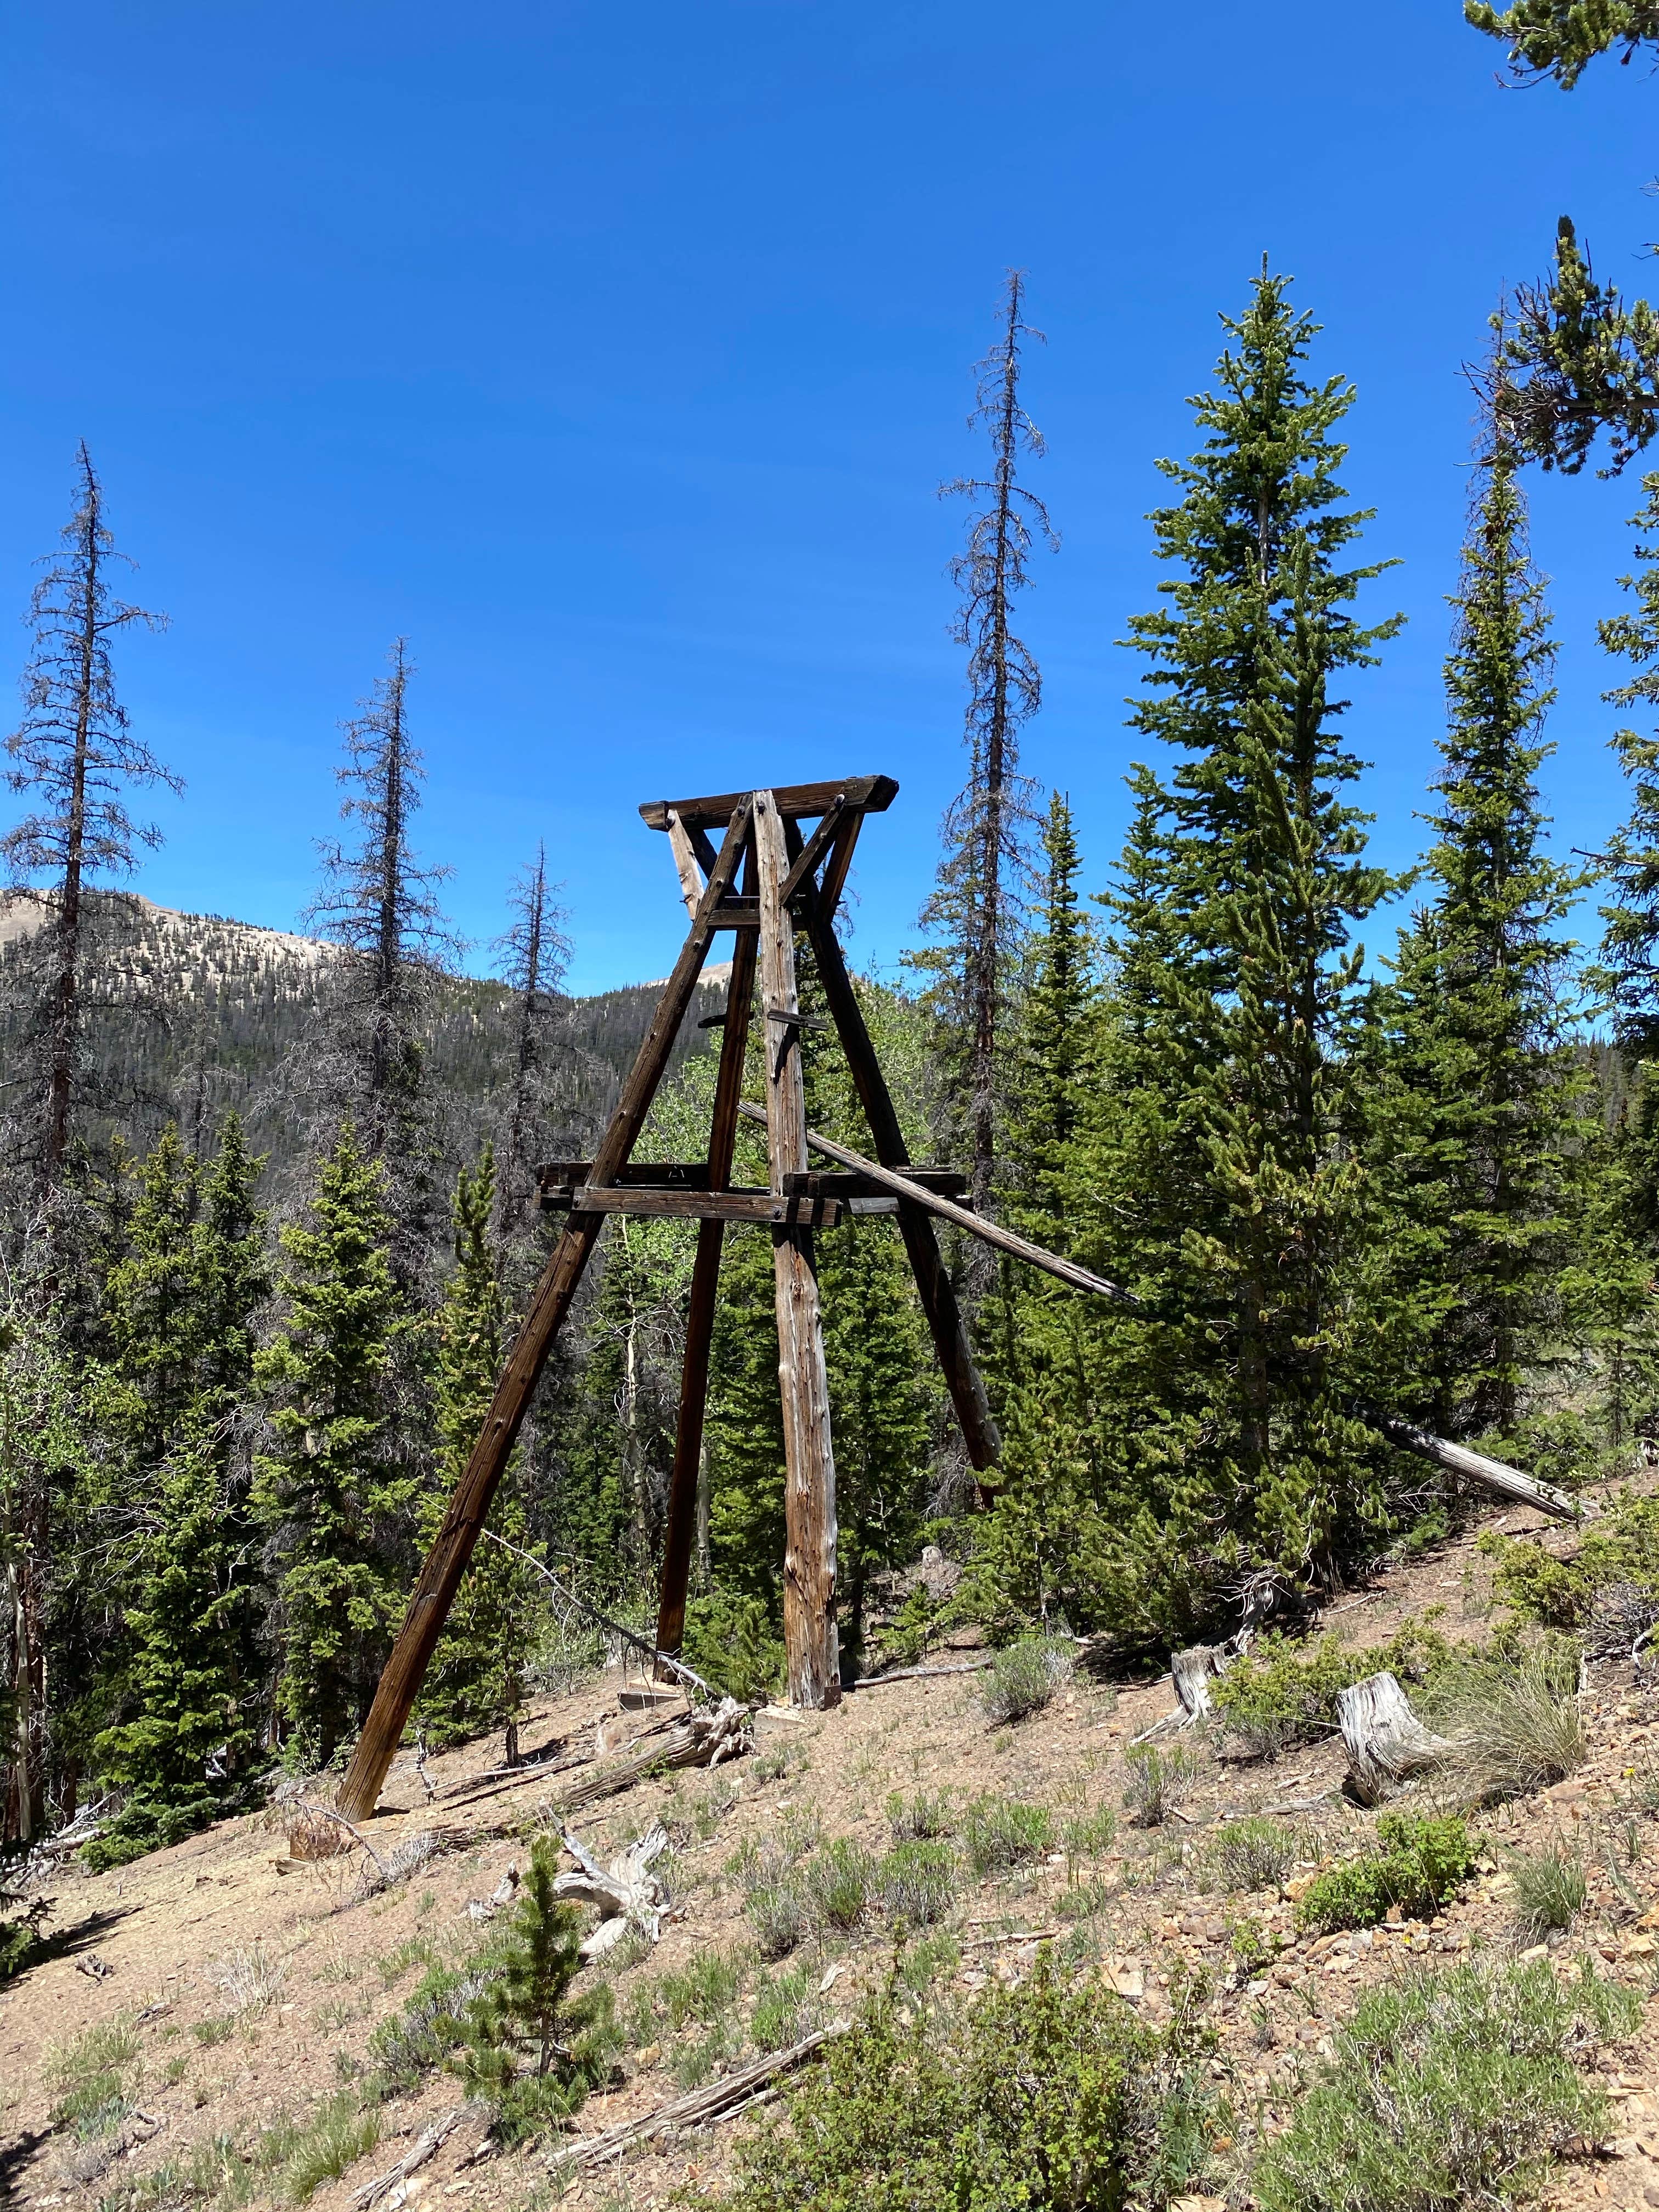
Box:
(1384, 448, 1585, 1444)
(978, 269, 1406, 1634)
(415, 1147, 543, 1753)
(88, 1113, 269, 1858)
(493, 847, 575, 1265)
(456, 1833, 613, 2143)
(1001, 793, 1091, 1251)
(255, 1125, 417, 1764)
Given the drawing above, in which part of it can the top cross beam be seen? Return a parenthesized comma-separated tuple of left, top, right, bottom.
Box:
(639, 774, 899, 832)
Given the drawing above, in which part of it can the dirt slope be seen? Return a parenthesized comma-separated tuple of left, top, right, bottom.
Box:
(3, 1499, 1657, 2212)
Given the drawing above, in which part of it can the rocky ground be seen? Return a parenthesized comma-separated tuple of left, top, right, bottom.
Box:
(3, 1494, 1657, 2212)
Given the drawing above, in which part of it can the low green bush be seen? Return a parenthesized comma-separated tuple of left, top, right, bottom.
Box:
(1205, 1816, 1300, 1894)
(1253, 1958, 1639, 2212)
(885, 1788, 955, 1842)
(44, 2015, 142, 2141)
(881, 1840, 957, 1927)
(802, 1838, 879, 1931)
(1509, 1844, 1587, 1941)
(714, 1953, 1216, 2212)
(657, 1946, 744, 2030)
(747, 1882, 811, 1959)
(1211, 1622, 1454, 1760)
(279, 2094, 381, 2204)
(1482, 1493, 1659, 1630)
(980, 1636, 1073, 1724)
(751, 1964, 822, 2052)
(681, 1590, 787, 1705)
(1295, 1813, 1477, 1935)
(962, 1794, 1052, 1874)
(1122, 1743, 1200, 1826)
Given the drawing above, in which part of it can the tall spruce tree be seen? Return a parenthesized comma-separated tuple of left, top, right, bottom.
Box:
(914, 272, 1056, 1218)
(493, 847, 575, 1262)
(1001, 793, 1091, 1251)
(1384, 448, 1584, 1444)
(415, 1148, 542, 1754)
(979, 269, 1405, 1635)
(255, 1126, 417, 1765)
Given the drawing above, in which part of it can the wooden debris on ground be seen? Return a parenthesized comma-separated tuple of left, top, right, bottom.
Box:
(552, 1696, 752, 1818)
(557, 1823, 670, 1959)
(1336, 1670, 1452, 1804)
(544, 2021, 850, 2174)
(347, 2104, 467, 2209)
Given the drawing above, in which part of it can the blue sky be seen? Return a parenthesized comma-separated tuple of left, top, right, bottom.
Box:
(2, 0, 1656, 993)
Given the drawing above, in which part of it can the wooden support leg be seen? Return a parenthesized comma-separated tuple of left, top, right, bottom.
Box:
(755, 792, 840, 1708)
(336, 802, 755, 1821)
(654, 906, 758, 1670)
(798, 885, 1001, 1475)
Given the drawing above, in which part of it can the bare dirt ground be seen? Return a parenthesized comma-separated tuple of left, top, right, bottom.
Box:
(4, 1493, 1658, 2212)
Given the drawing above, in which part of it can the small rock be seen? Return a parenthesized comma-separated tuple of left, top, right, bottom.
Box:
(1518, 1943, 1549, 1963)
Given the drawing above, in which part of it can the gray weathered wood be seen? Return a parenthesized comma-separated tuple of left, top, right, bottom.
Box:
(757, 790, 840, 1709)
(1373, 1415, 1593, 1523)
(640, 774, 898, 832)
(664, 809, 704, 920)
(1336, 1670, 1452, 1805)
(780, 794, 848, 907)
(544, 1185, 843, 1226)
(736, 1106, 1135, 1308)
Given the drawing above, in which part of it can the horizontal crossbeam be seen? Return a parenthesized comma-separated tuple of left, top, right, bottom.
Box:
(541, 1184, 844, 1226)
(639, 775, 898, 833)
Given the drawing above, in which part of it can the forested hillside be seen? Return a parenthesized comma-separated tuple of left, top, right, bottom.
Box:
(18, 23, 1659, 2192)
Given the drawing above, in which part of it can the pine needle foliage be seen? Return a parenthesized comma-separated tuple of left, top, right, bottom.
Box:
(456, 1834, 614, 2144)
(1381, 447, 1585, 1444)
(254, 1125, 419, 1765)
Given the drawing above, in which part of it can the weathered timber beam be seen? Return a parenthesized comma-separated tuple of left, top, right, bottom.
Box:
(780, 796, 848, 907)
(1372, 1414, 1594, 1523)
(544, 1184, 843, 1226)
(817, 810, 863, 921)
(737, 1105, 1136, 1307)
(793, 885, 1000, 1474)
(539, 1161, 712, 1194)
(656, 906, 758, 1669)
(785, 1167, 970, 1200)
(709, 897, 761, 929)
(664, 810, 704, 921)
(335, 802, 755, 1824)
(640, 774, 898, 832)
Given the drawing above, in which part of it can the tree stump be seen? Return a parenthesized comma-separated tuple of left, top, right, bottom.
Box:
(1336, 1671, 1450, 1804)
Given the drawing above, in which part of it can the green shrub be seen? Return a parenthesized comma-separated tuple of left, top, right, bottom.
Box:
(1296, 1814, 1477, 1935)
(717, 1953, 1211, 2212)
(1254, 1959, 1639, 2212)
(1482, 1494, 1659, 1629)
(963, 1795, 1053, 1874)
(980, 1637, 1072, 1724)
(748, 1882, 811, 1959)
(1205, 1816, 1299, 1894)
(280, 2094, 380, 2203)
(802, 1838, 879, 1931)
(45, 2016, 142, 2140)
(1122, 1743, 1199, 1826)
(751, 1965, 822, 2052)
(1061, 1804, 1118, 1866)
(1211, 1623, 1454, 1760)
(366, 1961, 490, 2096)
(656, 1946, 744, 2030)
(885, 1788, 954, 1842)
(881, 1841, 957, 1927)
(1510, 1845, 1587, 1940)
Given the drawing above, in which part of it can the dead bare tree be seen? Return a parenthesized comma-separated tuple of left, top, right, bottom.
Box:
(301, 640, 458, 1275)
(920, 272, 1056, 1218)
(2, 444, 173, 1228)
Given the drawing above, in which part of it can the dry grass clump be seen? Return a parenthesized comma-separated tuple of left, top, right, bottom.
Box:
(284, 1805, 351, 1862)
(209, 1938, 289, 2015)
(1429, 1646, 1585, 1801)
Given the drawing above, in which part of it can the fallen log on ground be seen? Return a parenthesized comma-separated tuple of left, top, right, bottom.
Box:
(545, 2021, 850, 2172)
(551, 1697, 752, 1819)
(1337, 1670, 1452, 1805)
(844, 1658, 994, 1689)
(348, 2105, 467, 2209)
(1371, 1415, 1593, 1523)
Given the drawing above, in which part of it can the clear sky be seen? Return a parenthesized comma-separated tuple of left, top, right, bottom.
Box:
(2, 1, 1655, 993)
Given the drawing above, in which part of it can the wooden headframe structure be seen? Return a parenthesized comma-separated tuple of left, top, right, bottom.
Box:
(339, 775, 1018, 1820)
(334, 772, 1587, 1825)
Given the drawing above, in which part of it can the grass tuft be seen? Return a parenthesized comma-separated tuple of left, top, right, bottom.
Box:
(980, 1637, 1073, 1725)
(1509, 1844, 1587, 1942)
